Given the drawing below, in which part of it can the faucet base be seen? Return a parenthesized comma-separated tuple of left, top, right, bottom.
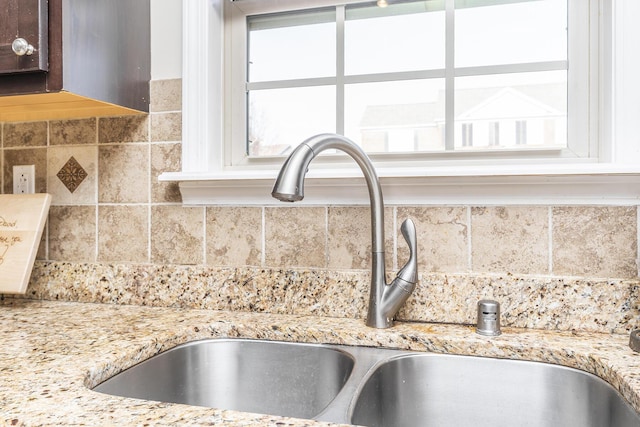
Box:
(365, 314, 395, 329)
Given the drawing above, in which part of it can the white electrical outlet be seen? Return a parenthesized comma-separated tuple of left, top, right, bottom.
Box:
(13, 165, 36, 194)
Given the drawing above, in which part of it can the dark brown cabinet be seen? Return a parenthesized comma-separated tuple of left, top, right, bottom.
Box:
(0, 0, 150, 122)
(0, 0, 61, 96)
(0, 0, 49, 75)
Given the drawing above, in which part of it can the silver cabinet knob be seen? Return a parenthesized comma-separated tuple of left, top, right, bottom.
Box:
(12, 38, 35, 56)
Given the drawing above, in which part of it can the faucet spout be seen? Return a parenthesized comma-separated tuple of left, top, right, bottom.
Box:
(272, 133, 418, 328)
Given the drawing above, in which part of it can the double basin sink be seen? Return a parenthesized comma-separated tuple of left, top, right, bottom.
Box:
(93, 338, 640, 426)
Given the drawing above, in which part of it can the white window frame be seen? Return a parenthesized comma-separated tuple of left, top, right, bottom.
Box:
(160, 0, 640, 206)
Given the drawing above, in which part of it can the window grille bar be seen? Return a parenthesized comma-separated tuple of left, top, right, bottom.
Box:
(336, 5, 346, 135)
(445, 0, 455, 151)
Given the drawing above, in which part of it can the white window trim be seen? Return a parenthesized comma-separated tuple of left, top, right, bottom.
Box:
(159, 0, 640, 206)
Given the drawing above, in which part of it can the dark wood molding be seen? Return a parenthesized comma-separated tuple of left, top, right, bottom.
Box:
(46, 0, 62, 91)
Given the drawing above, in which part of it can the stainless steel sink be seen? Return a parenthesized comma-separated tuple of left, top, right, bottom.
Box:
(93, 339, 354, 419)
(350, 353, 640, 427)
(93, 339, 640, 426)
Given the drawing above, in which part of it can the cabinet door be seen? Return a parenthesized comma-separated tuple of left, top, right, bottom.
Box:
(0, 0, 48, 74)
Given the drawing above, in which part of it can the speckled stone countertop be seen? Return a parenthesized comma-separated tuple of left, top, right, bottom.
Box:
(1, 299, 640, 426)
(21, 262, 640, 335)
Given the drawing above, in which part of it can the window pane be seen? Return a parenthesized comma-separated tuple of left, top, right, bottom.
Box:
(454, 71, 567, 150)
(248, 9, 336, 82)
(455, 0, 567, 68)
(345, 1, 445, 75)
(242, 0, 572, 160)
(248, 86, 336, 156)
(345, 79, 446, 153)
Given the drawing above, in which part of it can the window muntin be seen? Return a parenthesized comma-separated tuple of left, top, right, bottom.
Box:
(237, 0, 575, 166)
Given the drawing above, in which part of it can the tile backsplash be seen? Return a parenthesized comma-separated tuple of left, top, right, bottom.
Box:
(1, 79, 638, 332)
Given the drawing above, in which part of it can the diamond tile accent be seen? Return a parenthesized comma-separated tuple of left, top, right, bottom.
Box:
(57, 156, 88, 194)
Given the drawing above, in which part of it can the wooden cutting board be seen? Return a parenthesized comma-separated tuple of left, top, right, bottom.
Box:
(0, 194, 51, 294)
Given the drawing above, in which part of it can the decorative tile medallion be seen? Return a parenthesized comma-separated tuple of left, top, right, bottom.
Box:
(57, 156, 88, 193)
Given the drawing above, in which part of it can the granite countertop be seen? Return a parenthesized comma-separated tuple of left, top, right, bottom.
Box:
(1, 299, 640, 426)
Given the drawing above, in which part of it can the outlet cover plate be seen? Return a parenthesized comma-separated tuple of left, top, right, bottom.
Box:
(13, 165, 35, 194)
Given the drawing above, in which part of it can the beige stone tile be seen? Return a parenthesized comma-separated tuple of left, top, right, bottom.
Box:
(2, 148, 47, 194)
(150, 78, 182, 113)
(47, 146, 97, 205)
(398, 206, 469, 273)
(3, 121, 47, 148)
(48, 206, 96, 262)
(151, 143, 182, 203)
(471, 206, 549, 275)
(151, 205, 204, 265)
(98, 116, 149, 143)
(98, 205, 149, 263)
(50, 118, 96, 146)
(327, 206, 394, 270)
(98, 145, 149, 203)
(151, 112, 182, 142)
(265, 207, 326, 268)
(206, 207, 262, 267)
(552, 206, 637, 278)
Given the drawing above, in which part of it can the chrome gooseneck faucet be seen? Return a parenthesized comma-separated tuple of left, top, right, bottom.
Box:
(271, 133, 418, 328)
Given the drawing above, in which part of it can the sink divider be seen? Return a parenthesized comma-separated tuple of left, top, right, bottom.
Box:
(313, 345, 410, 424)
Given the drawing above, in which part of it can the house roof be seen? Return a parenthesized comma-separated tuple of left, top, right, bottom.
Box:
(359, 82, 567, 129)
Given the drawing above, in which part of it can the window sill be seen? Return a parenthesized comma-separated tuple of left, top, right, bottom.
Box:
(159, 163, 640, 206)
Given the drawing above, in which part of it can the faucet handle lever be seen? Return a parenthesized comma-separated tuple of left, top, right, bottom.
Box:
(396, 218, 418, 284)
